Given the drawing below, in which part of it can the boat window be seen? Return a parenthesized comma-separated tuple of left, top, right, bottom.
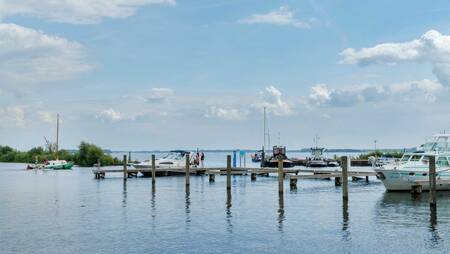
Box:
(437, 157, 449, 167)
(422, 156, 430, 163)
(400, 155, 411, 162)
(410, 155, 422, 162)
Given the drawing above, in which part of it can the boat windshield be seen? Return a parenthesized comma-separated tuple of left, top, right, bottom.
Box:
(400, 155, 411, 162)
(410, 155, 422, 162)
(424, 135, 450, 152)
(437, 157, 450, 167)
(163, 152, 183, 160)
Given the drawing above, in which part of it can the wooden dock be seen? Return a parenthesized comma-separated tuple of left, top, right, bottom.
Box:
(93, 165, 376, 181)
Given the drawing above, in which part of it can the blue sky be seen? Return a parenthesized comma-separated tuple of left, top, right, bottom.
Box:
(1, 0, 450, 150)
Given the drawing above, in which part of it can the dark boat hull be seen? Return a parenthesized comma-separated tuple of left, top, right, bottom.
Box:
(262, 160, 295, 168)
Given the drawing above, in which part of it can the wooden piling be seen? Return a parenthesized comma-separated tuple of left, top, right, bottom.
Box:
(227, 155, 231, 190)
(290, 177, 297, 190)
(209, 173, 215, 182)
(251, 172, 257, 181)
(335, 177, 342, 186)
(341, 156, 348, 200)
(185, 154, 190, 187)
(366, 175, 369, 183)
(278, 156, 284, 194)
(151, 154, 156, 186)
(411, 184, 422, 195)
(429, 156, 437, 207)
(123, 155, 127, 181)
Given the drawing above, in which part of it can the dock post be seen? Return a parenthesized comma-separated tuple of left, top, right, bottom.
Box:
(290, 177, 297, 190)
(123, 155, 127, 181)
(209, 172, 215, 182)
(185, 154, 190, 187)
(278, 156, 284, 194)
(341, 156, 349, 201)
(411, 184, 422, 195)
(366, 175, 369, 183)
(227, 155, 231, 190)
(429, 156, 437, 207)
(151, 154, 156, 186)
(251, 172, 257, 181)
(335, 177, 342, 186)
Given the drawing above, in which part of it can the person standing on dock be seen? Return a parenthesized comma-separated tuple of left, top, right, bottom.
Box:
(200, 152, 205, 168)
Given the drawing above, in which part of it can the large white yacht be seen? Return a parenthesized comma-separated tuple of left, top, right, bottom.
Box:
(375, 134, 450, 191)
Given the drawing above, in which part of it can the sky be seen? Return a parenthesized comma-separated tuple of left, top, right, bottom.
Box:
(1, 0, 450, 151)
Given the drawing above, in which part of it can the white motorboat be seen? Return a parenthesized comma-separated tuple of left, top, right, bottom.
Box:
(375, 134, 450, 191)
(133, 150, 194, 170)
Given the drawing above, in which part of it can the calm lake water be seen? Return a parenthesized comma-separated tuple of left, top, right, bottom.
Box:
(1, 152, 449, 253)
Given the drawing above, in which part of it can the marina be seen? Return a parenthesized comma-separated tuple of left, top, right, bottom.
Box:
(2, 2, 450, 253)
(0, 154, 447, 254)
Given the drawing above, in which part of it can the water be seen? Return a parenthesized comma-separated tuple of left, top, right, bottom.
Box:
(1, 152, 449, 253)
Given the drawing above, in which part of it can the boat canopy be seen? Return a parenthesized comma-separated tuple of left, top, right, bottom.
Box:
(421, 134, 450, 152)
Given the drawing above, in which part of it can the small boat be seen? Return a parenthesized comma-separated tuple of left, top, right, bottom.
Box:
(261, 146, 294, 168)
(326, 160, 340, 167)
(306, 147, 328, 167)
(29, 114, 74, 170)
(251, 150, 263, 162)
(375, 134, 450, 191)
(133, 150, 195, 176)
(44, 160, 74, 170)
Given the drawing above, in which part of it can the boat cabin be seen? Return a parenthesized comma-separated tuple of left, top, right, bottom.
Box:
(310, 147, 325, 160)
(400, 153, 450, 167)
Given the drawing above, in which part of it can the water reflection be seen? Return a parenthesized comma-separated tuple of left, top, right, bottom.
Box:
(151, 186, 156, 218)
(226, 189, 232, 233)
(429, 205, 440, 248)
(376, 192, 445, 248)
(185, 189, 191, 229)
(342, 199, 350, 241)
(278, 193, 285, 232)
(122, 181, 127, 208)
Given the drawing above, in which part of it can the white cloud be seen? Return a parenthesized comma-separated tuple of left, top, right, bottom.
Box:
(37, 111, 56, 125)
(254, 86, 293, 116)
(204, 106, 248, 120)
(0, 0, 176, 24)
(340, 30, 450, 86)
(97, 108, 123, 122)
(0, 23, 93, 85)
(146, 88, 174, 103)
(238, 6, 311, 28)
(0, 106, 25, 128)
(305, 79, 443, 107)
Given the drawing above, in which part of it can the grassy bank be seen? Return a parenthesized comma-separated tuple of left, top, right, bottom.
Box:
(0, 142, 122, 167)
(357, 151, 404, 160)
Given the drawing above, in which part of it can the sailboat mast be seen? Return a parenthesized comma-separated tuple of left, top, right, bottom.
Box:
(56, 113, 59, 160)
(263, 107, 266, 151)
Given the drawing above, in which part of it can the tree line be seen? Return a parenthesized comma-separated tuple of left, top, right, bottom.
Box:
(0, 142, 122, 167)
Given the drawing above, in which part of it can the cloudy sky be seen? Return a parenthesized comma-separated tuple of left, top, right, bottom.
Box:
(1, 0, 450, 151)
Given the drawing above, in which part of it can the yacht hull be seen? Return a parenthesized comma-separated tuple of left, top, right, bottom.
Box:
(376, 168, 450, 191)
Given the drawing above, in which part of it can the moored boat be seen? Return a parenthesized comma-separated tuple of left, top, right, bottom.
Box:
(251, 150, 263, 162)
(133, 150, 195, 176)
(375, 134, 450, 191)
(44, 160, 74, 170)
(261, 146, 294, 168)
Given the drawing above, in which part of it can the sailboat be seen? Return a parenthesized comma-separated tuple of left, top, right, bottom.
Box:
(43, 114, 73, 170)
(259, 109, 294, 168)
